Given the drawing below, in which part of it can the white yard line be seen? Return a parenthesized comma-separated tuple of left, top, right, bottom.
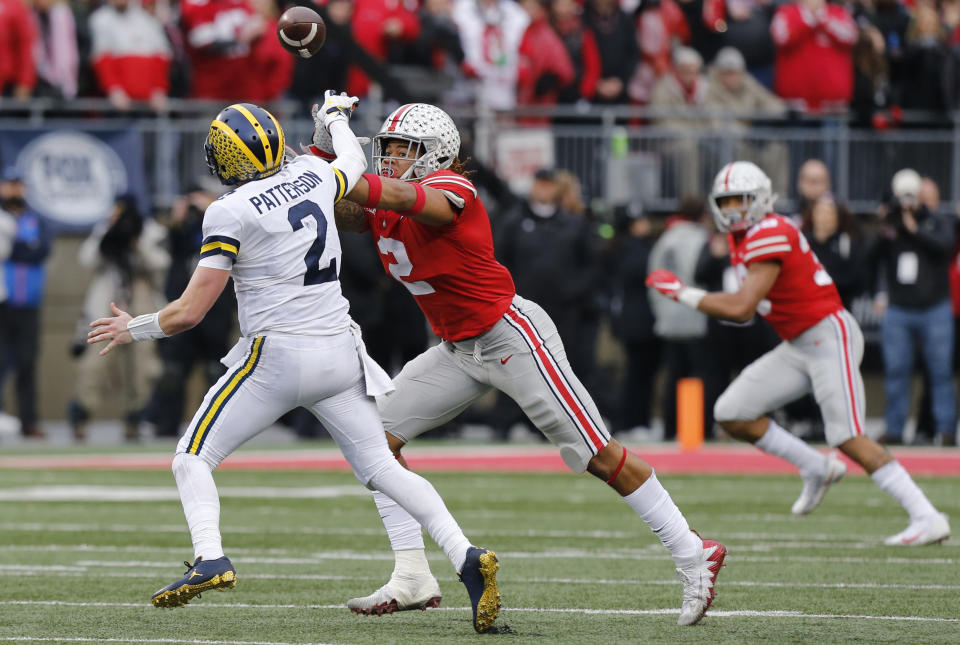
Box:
(0, 600, 956, 623)
(0, 486, 368, 502)
(82, 552, 960, 565)
(1, 566, 955, 591)
(0, 638, 346, 645)
(0, 521, 955, 546)
(0, 547, 955, 565)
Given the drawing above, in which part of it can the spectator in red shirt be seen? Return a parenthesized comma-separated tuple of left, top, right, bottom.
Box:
(180, 0, 260, 100)
(551, 0, 601, 103)
(0, 0, 36, 99)
(89, 0, 172, 112)
(348, 0, 420, 97)
(517, 0, 574, 110)
(244, 0, 293, 102)
(770, 0, 856, 111)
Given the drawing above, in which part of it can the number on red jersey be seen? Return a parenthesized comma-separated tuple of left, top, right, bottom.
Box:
(730, 214, 843, 340)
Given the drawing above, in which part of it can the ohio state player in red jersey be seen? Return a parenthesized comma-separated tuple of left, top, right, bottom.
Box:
(648, 161, 950, 546)
(317, 101, 725, 627)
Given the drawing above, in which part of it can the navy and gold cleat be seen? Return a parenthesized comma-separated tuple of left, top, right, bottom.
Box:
(151, 556, 237, 609)
(458, 547, 501, 633)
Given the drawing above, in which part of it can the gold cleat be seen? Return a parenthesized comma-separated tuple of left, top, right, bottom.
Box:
(151, 557, 237, 609)
(459, 547, 501, 633)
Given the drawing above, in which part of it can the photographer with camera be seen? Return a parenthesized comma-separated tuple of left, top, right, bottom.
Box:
(68, 195, 169, 441)
(869, 169, 958, 446)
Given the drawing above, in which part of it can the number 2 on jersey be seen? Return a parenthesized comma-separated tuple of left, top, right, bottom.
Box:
(288, 200, 337, 286)
(377, 237, 435, 295)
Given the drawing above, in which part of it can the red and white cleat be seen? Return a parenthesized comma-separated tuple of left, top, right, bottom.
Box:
(792, 455, 847, 516)
(883, 512, 951, 546)
(676, 534, 727, 626)
(346, 574, 442, 616)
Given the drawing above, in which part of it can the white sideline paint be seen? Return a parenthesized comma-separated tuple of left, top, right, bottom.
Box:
(1, 600, 957, 624)
(3, 566, 958, 591)
(0, 486, 368, 502)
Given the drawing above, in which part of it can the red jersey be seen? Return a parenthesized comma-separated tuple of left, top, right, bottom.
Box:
(770, 3, 856, 110)
(729, 214, 843, 340)
(364, 170, 516, 341)
(180, 0, 254, 99)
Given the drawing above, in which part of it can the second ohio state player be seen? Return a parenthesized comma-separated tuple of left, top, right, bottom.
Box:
(647, 161, 950, 545)
(321, 103, 726, 627)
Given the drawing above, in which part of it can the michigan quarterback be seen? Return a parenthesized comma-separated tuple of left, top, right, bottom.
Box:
(87, 93, 502, 633)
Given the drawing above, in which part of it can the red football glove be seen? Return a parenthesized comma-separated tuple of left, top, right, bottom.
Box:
(645, 269, 685, 301)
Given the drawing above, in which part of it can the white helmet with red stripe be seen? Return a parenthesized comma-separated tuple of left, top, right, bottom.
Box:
(373, 103, 461, 180)
(708, 161, 776, 233)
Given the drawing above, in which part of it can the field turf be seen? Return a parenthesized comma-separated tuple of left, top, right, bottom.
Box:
(1, 446, 958, 644)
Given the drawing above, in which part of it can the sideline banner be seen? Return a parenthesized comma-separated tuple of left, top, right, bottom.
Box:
(0, 128, 148, 231)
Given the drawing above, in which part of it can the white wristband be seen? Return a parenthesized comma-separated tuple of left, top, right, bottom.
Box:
(677, 287, 707, 309)
(126, 312, 168, 341)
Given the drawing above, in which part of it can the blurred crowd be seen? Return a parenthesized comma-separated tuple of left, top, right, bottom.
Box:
(0, 156, 959, 446)
(4, 0, 960, 124)
(3, 0, 960, 446)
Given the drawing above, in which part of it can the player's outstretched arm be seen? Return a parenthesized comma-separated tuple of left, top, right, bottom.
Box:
(87, 266, 231, 356)
(313, 90, 368, 195)
(345, 174, 458, 226)
(646, 261, 780, 323)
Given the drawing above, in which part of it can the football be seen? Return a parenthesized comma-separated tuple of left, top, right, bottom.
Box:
(277, 6, 326, 58)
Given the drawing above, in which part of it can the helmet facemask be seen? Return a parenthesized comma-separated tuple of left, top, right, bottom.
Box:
(203, 138, 232, 186)
(373, 134, 444, 180)
(710, 192, 763, 233)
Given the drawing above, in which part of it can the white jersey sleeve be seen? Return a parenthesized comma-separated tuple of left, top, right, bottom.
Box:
(197, 201, 242, 271)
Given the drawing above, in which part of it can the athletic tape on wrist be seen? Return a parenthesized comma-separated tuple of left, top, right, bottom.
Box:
(677, 287, 706, 309)
(126, 312, 168, 342)
(362, 173, 382, 208)
(399, 182, 426, 217)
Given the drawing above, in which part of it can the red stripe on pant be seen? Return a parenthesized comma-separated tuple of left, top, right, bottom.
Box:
(506, 309, 606, 451)
(832, 312, 863, 436)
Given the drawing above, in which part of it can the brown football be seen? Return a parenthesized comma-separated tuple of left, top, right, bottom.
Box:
(277, 6, 326, 58)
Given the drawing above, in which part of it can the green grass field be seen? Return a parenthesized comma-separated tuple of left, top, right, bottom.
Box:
(1, 462, 958, 644)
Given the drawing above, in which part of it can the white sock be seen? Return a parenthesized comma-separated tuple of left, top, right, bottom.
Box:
(623, 472, 699, 565)
(172, 452, 224, 561)
(870, 460, 939, 522)
(373, 490, 426, 552)
(755, 420, 826, 478)
(370, 461, 471, 572)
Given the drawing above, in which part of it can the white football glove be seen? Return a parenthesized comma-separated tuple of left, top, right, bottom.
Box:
(307, 100, 370, 160)
(318, 89, 359, 130)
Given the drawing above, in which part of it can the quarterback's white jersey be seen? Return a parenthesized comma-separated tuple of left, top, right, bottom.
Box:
(198, 155, 350, 337)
